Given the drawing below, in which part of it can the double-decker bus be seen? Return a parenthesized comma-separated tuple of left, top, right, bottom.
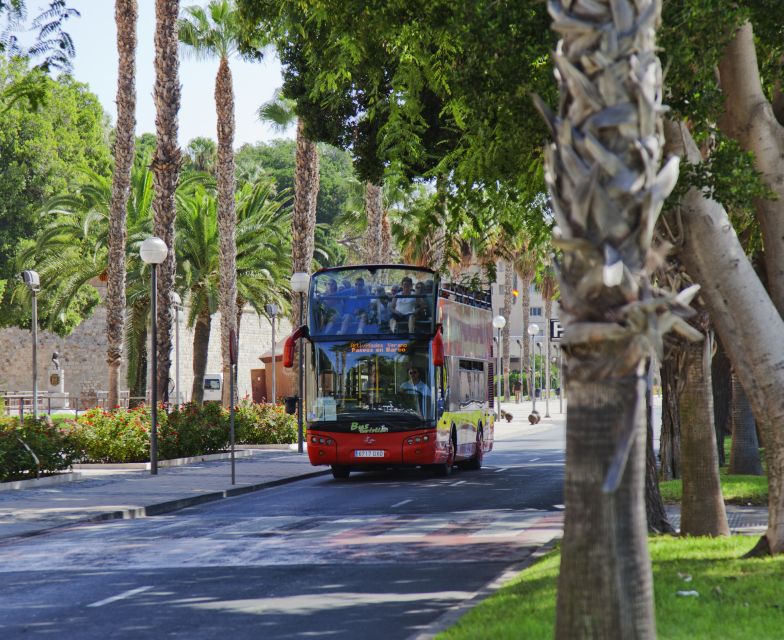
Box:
(284, 265, 495, 480)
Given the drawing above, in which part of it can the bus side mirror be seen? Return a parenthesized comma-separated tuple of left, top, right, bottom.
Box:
(282, 325, 309, 368)
(432, 326, 444, 367)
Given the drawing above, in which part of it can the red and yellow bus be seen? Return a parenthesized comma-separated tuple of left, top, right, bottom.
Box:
(285, 265, 495, 479)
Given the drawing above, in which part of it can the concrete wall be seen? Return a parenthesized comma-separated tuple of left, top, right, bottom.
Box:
(0, 282, 292, 404)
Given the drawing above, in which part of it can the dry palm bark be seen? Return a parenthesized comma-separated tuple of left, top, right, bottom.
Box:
(152, 0, 181, 402)
(216, 56, 237, 407)
(665, 118, 784, 555)
(540, 267, 558, 405)
(106, 0, 137, 409)
(515, 249, 537, 398)
(502, 261, 513, 400)
(538, 0, 691, 635)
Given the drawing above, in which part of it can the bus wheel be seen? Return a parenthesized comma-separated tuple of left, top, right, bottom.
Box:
(434, 429, 456, 477)
(331, 465, 350, 480)
(462, 428, 483, 471)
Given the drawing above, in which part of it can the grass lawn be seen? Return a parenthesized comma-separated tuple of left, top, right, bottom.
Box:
(659, 468, 768, 506)
(438, 537, 784, 640)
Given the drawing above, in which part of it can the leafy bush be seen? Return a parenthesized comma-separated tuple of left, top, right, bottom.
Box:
(235, 401, 296, 444)
(62, 406, 158, 463)
(0, 416, 75, 481)
(166, 402, 229, 457)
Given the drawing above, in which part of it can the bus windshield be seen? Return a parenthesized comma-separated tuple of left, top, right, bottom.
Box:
(309, 267, 437, 337)
(308, 339, 434, 423)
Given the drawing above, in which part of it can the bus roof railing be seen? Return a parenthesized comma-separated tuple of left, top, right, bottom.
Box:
(440, 283, 492, 309)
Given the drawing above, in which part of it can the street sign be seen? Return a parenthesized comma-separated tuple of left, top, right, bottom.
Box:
(550, 319, 564, 341)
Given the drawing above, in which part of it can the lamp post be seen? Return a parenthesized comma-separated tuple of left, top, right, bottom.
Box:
(492, 315, 506, 420)
(140, 236, 169, 475)
(170, 291, 182, 405)
(265, 303, 280, 403)
(290, 272, 310, 454)
(537, 342, 549, 417)
(527, 323, 539, 412)
(21, 271, 40, 421)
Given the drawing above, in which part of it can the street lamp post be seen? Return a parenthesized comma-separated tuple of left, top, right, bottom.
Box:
(171, 291, 182, 405)
(538, 342, 549, 417)
(527, 323, 539, 413)
(290, 272, 310, 454)
(21, 271, 40, 421)
(265, 303, 280, 403)
(140, 236, 169, 475)
(492, 315, 506, 420)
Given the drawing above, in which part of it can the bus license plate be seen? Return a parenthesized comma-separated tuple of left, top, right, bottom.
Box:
(355, 450, 385, 458)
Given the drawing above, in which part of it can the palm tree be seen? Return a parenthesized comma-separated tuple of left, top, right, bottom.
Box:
(179, 0, 265, 405)
(536, 0, 686, 634)
(152, 0, 182, 403)
(362, 182, 384, 263)
(258, 89, 320, 389)
(538, 261, 558, 406)
(106, 0, 138, 409)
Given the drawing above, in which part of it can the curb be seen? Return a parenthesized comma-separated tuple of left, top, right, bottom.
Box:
(0, 468, 331, 544)
(71, 449, 256, 470)
(0, 472, 82, 492)
(406, 536, 561, 640)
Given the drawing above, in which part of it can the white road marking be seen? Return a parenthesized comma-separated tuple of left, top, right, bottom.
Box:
(391, 499, 412, 508)
(451, 480, 466, 486)
(529, 457, 541, 462)
(495, 467, 508, 473)
(87, 585, 153, 608)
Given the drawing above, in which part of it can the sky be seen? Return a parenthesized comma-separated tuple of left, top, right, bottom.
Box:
(56, 0, 293, 148)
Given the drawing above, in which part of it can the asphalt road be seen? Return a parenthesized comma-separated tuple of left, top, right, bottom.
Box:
(0, 420, 565, 640)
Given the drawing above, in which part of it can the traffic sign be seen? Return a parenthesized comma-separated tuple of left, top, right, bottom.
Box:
(550, 319, 564, 341)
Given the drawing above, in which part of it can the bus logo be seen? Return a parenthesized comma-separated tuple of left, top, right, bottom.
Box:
(350, 422, 390, 434)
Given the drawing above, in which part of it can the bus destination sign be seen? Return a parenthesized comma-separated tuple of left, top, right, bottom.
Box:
(350, 341, 409, 354)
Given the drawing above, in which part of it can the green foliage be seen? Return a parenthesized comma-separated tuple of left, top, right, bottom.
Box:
(166, 402, 230, 456)
(62, 406, 157, 463)
(659, 469, 768, 506)
(235, 401, 296, 444)
(438, 538, 784, 640)
(0, 415, 75, 481)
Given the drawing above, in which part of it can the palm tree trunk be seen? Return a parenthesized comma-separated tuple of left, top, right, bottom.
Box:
(126, 299, 148, 408)
(502, 261, 512, 401)
(191, 308, 211, 404)
(215, 56, 237, 407)
(363, 182, 383, 263)
(520, 274, 532, 398)
(679, 333, 730, 537)
(646, 370, 674, 533)
(152, 0, 181, 403)
(711, 335, 732, 466)
(659, 355, 682, 480)
(729, 371, 763, 475)
(291, 119, 319, 332)
(380, 208, 393, 262)
(106, 0, 137, 409)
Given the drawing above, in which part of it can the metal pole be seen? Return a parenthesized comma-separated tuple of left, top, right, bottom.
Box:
(31, 290, 38, 421)
(560, 348, 565, 412)
(496, 330, 502, 418)
(174, 303, 180, 405)
(297, 292, 304, 454)
(531, 334, 536, 412)
(271, 315, 276, 403)
(150, 266, 158, 475)
(230, 362, 235, 484)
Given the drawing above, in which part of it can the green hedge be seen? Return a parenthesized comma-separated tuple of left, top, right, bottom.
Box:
(0, 416, 76, 482)
(235, 402, 297, 445)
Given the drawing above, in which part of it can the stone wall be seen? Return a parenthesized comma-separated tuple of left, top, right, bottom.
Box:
(0, 283, 291, 404)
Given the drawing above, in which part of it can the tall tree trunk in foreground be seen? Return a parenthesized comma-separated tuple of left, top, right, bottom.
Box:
(380, 209, 393, 262)
(152, 0, 181, 403)
(665, 118, 784, 555)
(190, 308, 211, 404)
(539, 0, 683, 635)
(363, 182, 383, 263)
(215, 56, 237, 407)
(729, 371, 762, 476)
(106, 0, 137, 409)
(678, 332, 729, 537)
(127, 300, 148, 408)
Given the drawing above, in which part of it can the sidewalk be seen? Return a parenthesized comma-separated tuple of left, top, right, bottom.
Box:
(0, 447, 327, 541)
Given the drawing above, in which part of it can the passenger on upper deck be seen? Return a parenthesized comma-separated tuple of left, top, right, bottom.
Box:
(339, 277, 371, 334)
(390, 277, 418, 333)
(371, 286, 392, 331)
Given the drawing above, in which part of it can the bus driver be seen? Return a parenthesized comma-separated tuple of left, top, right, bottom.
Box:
(400, 366, 430, 415)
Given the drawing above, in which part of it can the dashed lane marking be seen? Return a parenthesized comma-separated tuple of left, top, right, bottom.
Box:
(87, 585, 153, 608)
